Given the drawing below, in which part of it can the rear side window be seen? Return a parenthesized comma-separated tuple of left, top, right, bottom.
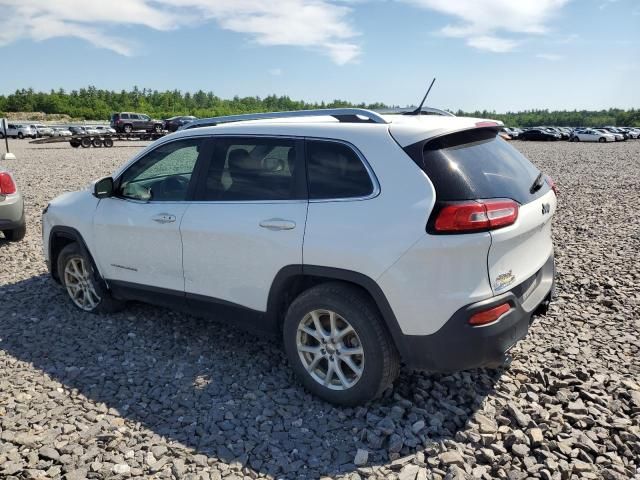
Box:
(307, 140, 373, 200)
(197, 137, 300, 201)
(121, 114, 130, 119)
(405, 129, 545, 204)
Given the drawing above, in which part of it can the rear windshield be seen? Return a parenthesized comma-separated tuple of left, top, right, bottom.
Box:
(405, 128, 547, 204)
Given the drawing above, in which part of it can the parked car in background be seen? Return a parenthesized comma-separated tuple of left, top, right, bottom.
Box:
(603, 127, 630, 140)
(42, 107, 557, 405)
(595, 128, 624, 141)
(501, 127, 519, 139)
(622, 128, 640, 139)
(163, 116, 197, 132)
(0, 166, 26, 241)
(570, 128, 615, 142)
(95, 126, 116, 134)
(31, 124, 54, 137)
(518, 129, 561, 141)
(0, 124, 37, 139)
(69, 126, 87, 136)
(110, 112, 163, 134)
(52, 128, 72, 137)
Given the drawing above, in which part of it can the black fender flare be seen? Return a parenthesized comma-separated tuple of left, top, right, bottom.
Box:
(266, 265, 410, 361)
(48, 226, 103, 284)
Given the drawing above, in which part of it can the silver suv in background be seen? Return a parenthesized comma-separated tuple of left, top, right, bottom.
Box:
(0, 124, 37, 139)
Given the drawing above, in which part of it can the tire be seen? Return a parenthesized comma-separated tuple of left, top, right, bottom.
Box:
(153, 124, 162, 134)
(3, 223, 26, 242)
(599, 137, 606, 143)
(57, 243, 124, 314)
(123, 124, 133, 134)
(92, 138, 103, 148)
(70, 140, 80, 148)
(103, 137, 114, 148)
(283, 282, 400, 405)
(80, 137, 92, 148)
(573, 136, 579, 142)
(18, 132, 24, 139)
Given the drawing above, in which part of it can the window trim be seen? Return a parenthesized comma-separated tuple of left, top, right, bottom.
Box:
(113, 136, 214, 204)
(304, 137, 380, 203)
(190, 135, 308, 204)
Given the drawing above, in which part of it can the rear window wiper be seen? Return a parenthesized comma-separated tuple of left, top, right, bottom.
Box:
(530, 172, 545, 194)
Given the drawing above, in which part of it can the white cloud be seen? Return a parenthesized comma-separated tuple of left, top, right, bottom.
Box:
(402, 0, 571, 52)
(0, 0, 360, 64)
(536, 53, 564, 61)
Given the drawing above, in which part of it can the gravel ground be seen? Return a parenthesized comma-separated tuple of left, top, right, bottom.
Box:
(0, 139, 639, 480)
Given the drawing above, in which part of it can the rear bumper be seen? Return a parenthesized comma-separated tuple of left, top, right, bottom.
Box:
(398, 254, 555, 371)
(0, 194, 25, 230)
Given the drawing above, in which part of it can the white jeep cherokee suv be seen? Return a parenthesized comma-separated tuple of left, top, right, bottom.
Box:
(42, 108, 557, 405)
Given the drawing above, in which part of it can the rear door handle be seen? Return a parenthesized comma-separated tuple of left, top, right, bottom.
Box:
(152, 213, 176, 224)
(259, 218, 296, 231)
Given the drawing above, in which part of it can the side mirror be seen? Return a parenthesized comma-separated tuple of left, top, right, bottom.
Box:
(93, 177, 114, 198)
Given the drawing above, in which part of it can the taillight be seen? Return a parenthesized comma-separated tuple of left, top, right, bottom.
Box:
(0, 172, 17, 195)
(469, 302, 511, 326)
(545, 175, 558, 196)
(433, 199, 519, 233)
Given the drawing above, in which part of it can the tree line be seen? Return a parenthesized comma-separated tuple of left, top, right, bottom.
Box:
(0, 87, 638, 127)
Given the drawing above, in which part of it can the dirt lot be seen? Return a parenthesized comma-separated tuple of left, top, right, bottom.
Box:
(0, 139, 639, 480)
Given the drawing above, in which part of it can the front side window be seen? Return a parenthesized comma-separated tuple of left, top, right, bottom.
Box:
(198, 137, 298, 201)
(118, 138, 204, 202)
(306, 140, 373, 200)
(121, 114, 130, 119)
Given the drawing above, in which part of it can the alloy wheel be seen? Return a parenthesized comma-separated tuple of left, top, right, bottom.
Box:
(64, 256, 101, 311)
(296, 309, 365, 391)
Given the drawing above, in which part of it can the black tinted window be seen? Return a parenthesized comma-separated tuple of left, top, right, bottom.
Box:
(409, 129, 544, 204)
(307, 141, 373, 199)
(198, 138, 298, 201)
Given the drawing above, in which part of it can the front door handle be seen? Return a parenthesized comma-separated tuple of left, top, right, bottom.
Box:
(259, 218, 296, 231)
(152, 213, 176, 224)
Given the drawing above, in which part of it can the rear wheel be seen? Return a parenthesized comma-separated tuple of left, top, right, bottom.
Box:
(57, 243, 124, 313)
(17, 132, 24, 139)
(103, 137, 114, 148)
(2, 224, 26, 242)
(123, 124, 133, 134)
(599, 137, 606, 143)
(70, 140, 80, 148)
(153, 124, 162, 134)
(283, 282, 400, 405)
(92, 138, 103, 148)
(80, 137, 92, 148)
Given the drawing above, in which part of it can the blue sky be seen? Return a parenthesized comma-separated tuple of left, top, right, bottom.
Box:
(0, 0, 638, 111)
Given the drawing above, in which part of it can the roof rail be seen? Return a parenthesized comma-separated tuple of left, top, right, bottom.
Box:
(376, 107, 455, 117)
(181, 108, 389, 130)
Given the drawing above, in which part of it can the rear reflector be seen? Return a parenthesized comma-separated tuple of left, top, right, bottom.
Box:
(0, 172, 16, 195)
(546, 175, 558, 196)
(469, 303, 511, 326)
(434, 199, 519, 233)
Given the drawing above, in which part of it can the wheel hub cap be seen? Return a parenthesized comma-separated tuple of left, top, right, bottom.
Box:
(64, 256, 101, 311)
(296, 309, 364, 391)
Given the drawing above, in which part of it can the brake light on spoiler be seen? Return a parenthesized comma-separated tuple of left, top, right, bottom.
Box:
(434, 199, 519, 233)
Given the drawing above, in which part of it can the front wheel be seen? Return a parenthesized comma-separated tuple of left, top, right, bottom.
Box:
(283, 283, 400, 405)
(18, 132, 24, 139)
(153, 124, 162, 134)
(123, 124, 133, 134)
(599, 137, 606, 143)
(57, 243, 124, 313)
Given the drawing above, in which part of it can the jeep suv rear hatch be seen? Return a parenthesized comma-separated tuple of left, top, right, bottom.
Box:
(403, 127, 556, 296)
